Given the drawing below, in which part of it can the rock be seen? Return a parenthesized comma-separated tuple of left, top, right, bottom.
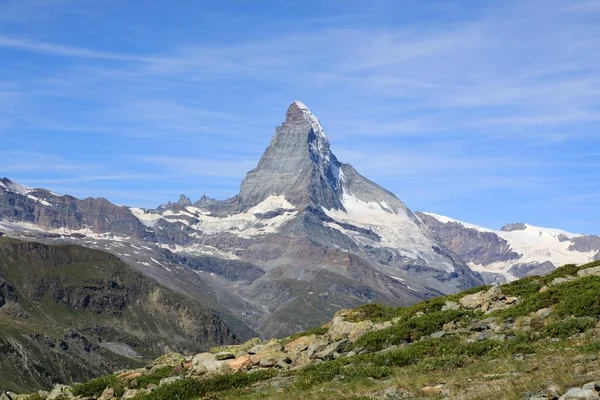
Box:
(118, 371, 143, 380)
(313, 339, 349, 360)
(442, 301, 460, 311)
(559, 388, 599, 399)
(421, 385, 445, 395)
(229, 355, 255, 372)
(98, 387, 115, 400)
(536, 308, 553, 319)
(577, 267, 600, 278)
(192, 352, 229, 374)
(539, 286, 549, 293)
(47, 385, 74, 400)
(284, 335, 314, 354)
(431, 331, 445, 339)
(122, 389, 142, 399)
(159, 375, 182, 387)
(583, 382, 600, 392)
(346, 351, 357, 358)
(460, 291, 485, 309)
(327, 315, 373, 342)
(443, 321, 457, 332)
(146, 384, 159, 393)
(505, 296, 519, 304)
(551, 277, 574, 287)
(215, 351, 236, 361)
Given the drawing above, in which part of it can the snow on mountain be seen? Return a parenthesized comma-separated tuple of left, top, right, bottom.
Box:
(324, 193, 455, 272)
(420, 212, 599, 282)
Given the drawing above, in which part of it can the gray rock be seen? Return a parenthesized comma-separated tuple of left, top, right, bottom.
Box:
(577, 267, 600, 278)
(536, 308, 553, 319)
(430, 331, 446, 339)
(159, 375, 182, 387)
(582, 382, 600, 392)
(47, 384, 74, 400)
(442, 301, 460, 311)
(559, 387, 599, 399)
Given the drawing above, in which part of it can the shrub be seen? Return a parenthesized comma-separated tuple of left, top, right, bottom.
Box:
(72, 374, 120, 398)
(545, 318, 596, 338)
(141, 370, 277, 400)
(554, 278, 600, 317)
(353, 309, 473, 351)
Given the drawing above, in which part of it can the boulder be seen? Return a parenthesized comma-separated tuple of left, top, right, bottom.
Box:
(442, 301, 460, 311)
(459, 291, 485, 310)
(313, 339, 349, 361)
(577, 267, 600, 278)
(284, 335, 315, 354)
(559, 387, 599, 399)
(535, 308, 553, 319)
(191, 352, 229, 374)
(229, 355, 255, 372)
(47, 385, 74, 400)
(328, 316, 373, 342)
(98, 387, 115, 400)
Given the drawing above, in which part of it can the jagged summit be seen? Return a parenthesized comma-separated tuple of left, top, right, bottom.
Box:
(238, 101, 343, 211)
(177, 194, 192, 207)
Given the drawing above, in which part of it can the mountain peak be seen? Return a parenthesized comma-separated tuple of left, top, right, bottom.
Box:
(177, 194, 192, 207)
(285, 101, 327, 140)
(238, 101, 341, 210)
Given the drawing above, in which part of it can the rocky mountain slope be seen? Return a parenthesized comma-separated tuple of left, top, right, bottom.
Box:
(0, 237, 239, 393)
(418, 213, 600, 283)
(6, 258, 600, 400)
(0, 101, 483, 338)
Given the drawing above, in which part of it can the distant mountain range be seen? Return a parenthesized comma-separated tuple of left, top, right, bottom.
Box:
(418, 213, 600, 283)
(1, 101, 597, 348)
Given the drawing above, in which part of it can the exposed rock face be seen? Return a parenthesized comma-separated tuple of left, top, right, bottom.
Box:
(239, 101, 343, 211)
(501, 222, 527, 232)
(177, 195, 192, 207)
(417, 213, 520, 266)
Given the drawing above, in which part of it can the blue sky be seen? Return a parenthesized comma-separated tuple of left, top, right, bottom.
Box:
(0, 0, 598, 234)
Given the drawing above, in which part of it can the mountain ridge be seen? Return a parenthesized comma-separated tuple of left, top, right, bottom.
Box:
(0, 101, 483, 338)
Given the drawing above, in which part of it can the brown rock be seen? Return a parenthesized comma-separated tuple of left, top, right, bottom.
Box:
(284, 335, 314, 354)
(118, 372, 142, 381)
(421, 385, 445, 395)
(229, 355, 255, 372)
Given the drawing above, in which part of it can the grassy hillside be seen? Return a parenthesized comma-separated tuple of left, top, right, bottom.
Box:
(0, 237, 239, 393)
(9, 259, 600, 400)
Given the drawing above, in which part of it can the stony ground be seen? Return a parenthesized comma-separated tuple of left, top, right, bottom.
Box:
(3, 260, 600, 400)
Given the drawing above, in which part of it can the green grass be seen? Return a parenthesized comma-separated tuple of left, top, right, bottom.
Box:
(353, 309, 477, 351)
(72, 374, 119, 398)
(139, 370, 277, 400)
